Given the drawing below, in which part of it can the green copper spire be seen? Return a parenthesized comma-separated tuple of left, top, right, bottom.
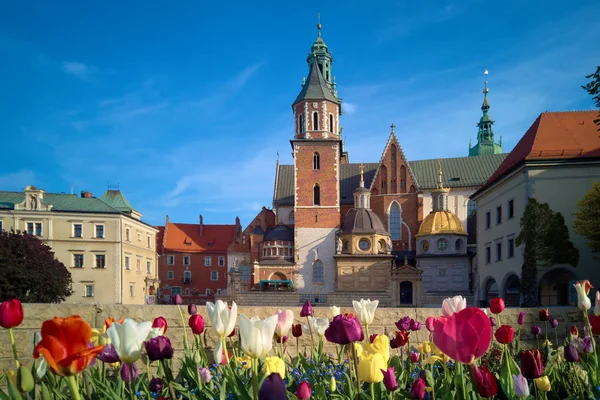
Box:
(469, 70, 503, 157)
(306, 15, 337, 96)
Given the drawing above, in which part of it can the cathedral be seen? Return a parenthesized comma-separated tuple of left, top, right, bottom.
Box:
(228, 23, 506, 307)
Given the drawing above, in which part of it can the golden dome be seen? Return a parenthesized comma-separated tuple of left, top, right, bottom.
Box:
(416, 210, 467, 237)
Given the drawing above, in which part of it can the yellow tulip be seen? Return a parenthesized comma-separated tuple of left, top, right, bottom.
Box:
(263, 356, 285, 379)
(329, 376, 337, 392)
(358, 352, 386, 383)
(90, 329, 101, 347)
(364, 335, 390, 363)
(421, 341, 431, 354)
(236, 356, 252, 370)
(534, 376, 551, 392)
(425, 355, 444, 365)
(354, 343, 363, 358)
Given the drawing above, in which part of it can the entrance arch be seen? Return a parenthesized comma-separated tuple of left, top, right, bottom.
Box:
(269, 272, 287, 281)
(481, 277, 499, 307)
(400, 281, 413, 305)
(502, 274, 521, 307)
(539, 267, 578, 306)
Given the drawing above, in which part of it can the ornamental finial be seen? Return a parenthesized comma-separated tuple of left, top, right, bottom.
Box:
(359, 163, 365, 188)
(317, 13, 322, 36)
(437, 159, 444, 189)
(390, 123, 395, 133)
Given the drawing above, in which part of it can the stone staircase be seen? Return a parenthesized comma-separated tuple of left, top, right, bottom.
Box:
(421, 292, 475, 308)
(229, 291, 392, 307)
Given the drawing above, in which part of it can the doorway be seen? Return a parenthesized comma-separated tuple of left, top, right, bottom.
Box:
(400, 281, 413, 305)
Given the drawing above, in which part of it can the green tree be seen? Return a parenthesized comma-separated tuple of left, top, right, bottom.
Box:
(516, 198, 579, 306)
(0, 230, 73, 303)
(573, 182, 600, 257)
(582, 65, 600, 129)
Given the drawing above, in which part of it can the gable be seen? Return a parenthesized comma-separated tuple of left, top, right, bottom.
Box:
(370, 132, 420, 193)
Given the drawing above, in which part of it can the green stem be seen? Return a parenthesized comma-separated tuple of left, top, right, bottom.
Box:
(280, 340, 284, 360)
(251, 358, 259, 400)
(584, 310, 599, 384)
(222, 337, 231, 364)
(161, 359, 177, 400)
(352, 342, 362, 397)
(127, 370, 135, 400)
(8, 328, 20, 369)
(101, 361, 105, 384)
(365, 324, 370, 343)
(177, 305, 189, 352)
(306, 317, 315, 355)
(146, 357, 151, 387)
(66, 375, 82, 400)
(370, 382, 375, 400)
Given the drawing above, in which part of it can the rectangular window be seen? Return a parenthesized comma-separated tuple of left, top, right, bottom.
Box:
(211, 271, 218, 281)
(137, 232, 141, 242)
(496, 206, 502, 225)
(35, 223, 42, 236)
(485, 246, 491, 264)
(73, 224, 82, 238)
(74, 254, 84, 268)
(129, 284, 135, 297)
(146, 261, 151, 274)
(126, 228, 130, 241)
(205, 256, 211, 266)
(95, 225, 104, 238)
(167, 271, 174, 280)
(508, 199, 514, 219)
(136, 258, 141, 271)
(95, 254, 106, 269)
(485, 212, 491, 229)
(496, 242, 502, 261)
(184, 271, 192, 283)
(167, 255, 174, 265)
(125, 256, 130, 270)
(183, 256, 191, 266)
(84, 284, 94, 297)
(205, 288, 211, 296)
(184, 288, 190, 295)
(508, 238, 515, 258)
(147, 236, 151, 248)
(27, 222, 34, 235)
(171, 286, 182, 296)
(218, 256, 225, 266)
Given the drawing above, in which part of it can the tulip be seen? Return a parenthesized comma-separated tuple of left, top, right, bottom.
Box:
(152, 316, 168, 335)
(369, 333, 378, 343)
(188, 304, 197, 315)
(411, 378, 426, 399)
(432, 307, 491, 364)
(425, 316, 435, 332)
(97, 344, 120, 363)
(324, 313, 364, 345)
(595, 290, 600, 316)
(570, 325, 579, 337)
(366, 334, 390, 363)
(471, 365, 498, 397)
(358, 351, 386, 383)
(520, 349, 544, 379)
(389, 338, 398, 349)
(530, 325, 542, 336)
(144, 336, 174, 362)
(549, 318, 558, 329)
(304, 316, 329, 336)
(537, 308, 549, 322)
(16, 366, 34, 393)
(274, 310, 294, 338)
(259, 373, 287, 400)
(574, 281, 592, 310)
(489, 298, 505, 314)
(441, 295, 466, 317)
(353, 298, 379, 326)
(296, 381, 311, 400)
(206, 300, 237, 363)
(489, 316, 497, 327)
(149, 377, 164, 392)
(291, 323, 303, 338)
(199, 367, 212, 383)
(495, 325, 515, 344)
(0, 299, 24, 329)
(329, 376, 337, 392)
(106, 319, 153, 365)
(590, 314, 600, 334)
(381, 367, 398, 391)
(395, 316, 413, 331)
(238, 314, 278, 358)
(300, 300, 313, 317)
(534, 375, 551, 392)
(120, 363, 137, 382)
(513, 374, 530, 398)
(276, 335, 288, 344)
(33, 316, 104, 376)
(174, 294, 183, 305)
(188, 314, 205, 335)
(410, 320, 422, 331)
(330, 305, 341, 317)
(410, 351, 419, 363)
(228, 327, 237, 337)
(395, 330, 411, 347)
(263, 356, 285, 379)
(564, 344, 580, 362)
(236, 355, 252, 370)
(579, 336, 593, 353)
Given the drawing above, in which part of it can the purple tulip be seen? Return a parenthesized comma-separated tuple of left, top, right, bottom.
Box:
(410, 320, 422, 331)
(518, 311, 526, 325)
(549, 318, 558, 329)
(149, 377, 164, 392)
(489, 317, 497, 327)
(199, 367, 212, 383)
(395, 316, 414, 331)
(144, 336, 174, 361)
(174, 294, 183, 305)
(370, 333, 378, 343)
(259, 373, 287, 400)
(188, 303, 197, 315)
(530, 325, 542, 336)
(425, 317, 435, 332)
(411, 378, 426, 399)
(97, 344, 120, 363)
(300, 300, 313, 317)
(564, 344, 580, 362)
(324, 313, 364, 345)
(580, 336, 593, 353)
(120, 363, 138, 382)
(390, 338, 399, 349)
(276, 335, 288, 344)
(381, 367, 398, 391)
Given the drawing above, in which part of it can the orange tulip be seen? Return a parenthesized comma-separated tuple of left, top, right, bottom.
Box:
(104, 317, 124, 330)
(33, 316, 104, 376)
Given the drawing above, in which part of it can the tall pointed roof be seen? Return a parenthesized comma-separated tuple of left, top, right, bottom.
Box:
(469, 70, 503, 157)
(293, 54, 340, 106)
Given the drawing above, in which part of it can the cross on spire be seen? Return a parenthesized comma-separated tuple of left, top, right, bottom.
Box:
(390, 123, 395, 133)
(359, 163, 365, 188)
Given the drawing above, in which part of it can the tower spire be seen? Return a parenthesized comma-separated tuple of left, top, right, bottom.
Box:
(468, 69, 503, 156)
(317, 13, 322, 37)
(359, 163, 365, 188)
(437, 159, 444, 189)
(482, 69, 490, 113)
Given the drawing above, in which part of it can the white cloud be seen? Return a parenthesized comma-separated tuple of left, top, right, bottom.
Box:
(343, 102, 357, 115)
(0, 170, 36, 190)
(61, 61, 96, 81)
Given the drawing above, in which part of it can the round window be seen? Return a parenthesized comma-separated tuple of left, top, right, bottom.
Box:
(437, 238, 448, 251)
(359, 239, 370, 251)
(422, 241, 429, 252)
(455, 239, 463, 251)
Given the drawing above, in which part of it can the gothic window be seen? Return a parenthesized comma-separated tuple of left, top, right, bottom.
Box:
(313, 112, 319, 130)
(298, 114, 304, 133)
(313, 152, 320, 170)
(380, 165, 388, 194)
(314, 184, 321, 206)
(390, 145, 397, 193)
(313, 260, 324, 283)
(400, 165, 407, 193)
(329, 114, 333, 133)
(389, 202, 402, 240)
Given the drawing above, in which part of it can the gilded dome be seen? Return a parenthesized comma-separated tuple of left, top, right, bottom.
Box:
(416, 210, 467, 237)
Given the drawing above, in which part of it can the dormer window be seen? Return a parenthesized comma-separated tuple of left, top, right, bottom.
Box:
(313, 112, 319, 130)
(313, 152, 320, 170)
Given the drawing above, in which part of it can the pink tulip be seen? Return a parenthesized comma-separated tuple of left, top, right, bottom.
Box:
(425, 317, 435, 332)
(432, 307, 492, 364)
(275, 310, 294, 338)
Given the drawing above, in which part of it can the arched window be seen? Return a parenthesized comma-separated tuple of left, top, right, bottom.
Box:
(313, 152, 320, 170)
(298, 114, 304, 133)
(329, 114, 334, 133)
(400, 165, 407, 193)
(380, 165, 388, 194)
(389, 202, 402, 240)
(313, 184, 321, 206)
(313, 259, 324, 283)
(313, 112, 319, 130)
(467, 200, 477, 217)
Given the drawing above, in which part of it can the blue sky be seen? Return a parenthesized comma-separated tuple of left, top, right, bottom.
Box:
(1, 1, 599, 227)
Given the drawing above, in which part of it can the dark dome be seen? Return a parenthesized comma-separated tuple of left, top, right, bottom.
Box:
(341, 209, 387, 235)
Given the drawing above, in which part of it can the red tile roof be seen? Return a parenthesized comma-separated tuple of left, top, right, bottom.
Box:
(163, 221, 236, 253)
(481, 110, 600, 191)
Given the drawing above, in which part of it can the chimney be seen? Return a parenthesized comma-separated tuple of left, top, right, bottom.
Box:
(199, 215, 203, 237)
(80, 191, 93, 198)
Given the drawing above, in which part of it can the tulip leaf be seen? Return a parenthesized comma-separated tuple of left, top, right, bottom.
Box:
(0, 388, 11, 400)
(6, 377, 22, 400)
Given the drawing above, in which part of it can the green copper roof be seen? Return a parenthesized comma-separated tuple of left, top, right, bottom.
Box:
(0, 192, 121, 213)
(293, 56, 340, 106)
(99, 190, 136, 213)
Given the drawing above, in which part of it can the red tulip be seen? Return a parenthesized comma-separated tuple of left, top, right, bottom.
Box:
(188, 314, 205, 335)
(489, 298, 505, 314)
(495, 325, 515, 344)
(394, 331, 411, 347)
(296, 381, 311, 400)
(471, 365, 498, 398)
(411, 378, 426, 399)
(152, 316, 168, 335)
(570, 325, 579, 337)
(538, 308, 550, 322)
(370, 333, 378, 343)
(292, 324, 303, 338)
(590, 314, 600, 335)
(432, 307, 491, 364)
(520, 349, 544, 379)
(0, 299, 24, 329)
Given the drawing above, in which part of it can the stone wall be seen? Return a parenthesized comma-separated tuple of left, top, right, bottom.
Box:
(0, 304, 584, 373)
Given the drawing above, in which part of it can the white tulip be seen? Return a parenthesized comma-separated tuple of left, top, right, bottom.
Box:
(302, 316, 329, 337)
(329, 306, 341, 318)
(274, 310, 294, 338)
(574, 281, 592, 311)
(594, 290, 600, 316)
(352, 299, 379, 326)
(206, 300, 238, 338)
(238, 314, 278, 359)
(441, 295, 467, 317)
(106, 318, 153, 364)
